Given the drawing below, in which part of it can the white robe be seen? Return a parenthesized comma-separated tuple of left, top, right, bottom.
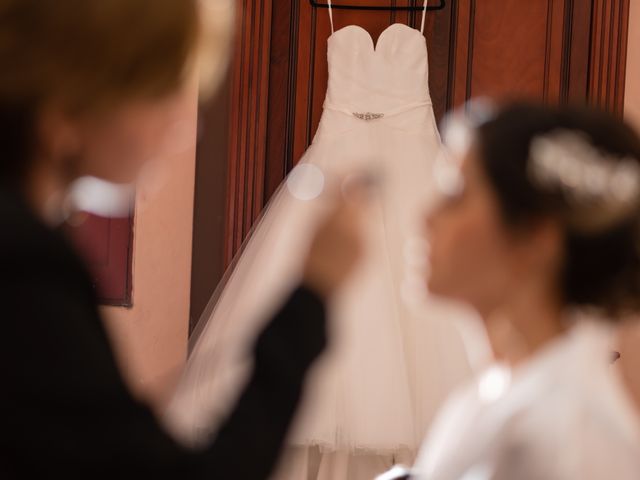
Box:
(411, 321, 640, 480)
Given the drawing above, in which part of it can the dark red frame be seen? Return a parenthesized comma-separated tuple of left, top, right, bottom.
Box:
(67, 213, 134, 307)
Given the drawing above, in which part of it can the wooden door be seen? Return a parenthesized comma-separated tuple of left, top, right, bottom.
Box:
(201, 0, 630, 270)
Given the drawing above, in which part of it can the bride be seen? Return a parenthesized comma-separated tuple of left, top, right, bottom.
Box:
(402, 101, 640, 479)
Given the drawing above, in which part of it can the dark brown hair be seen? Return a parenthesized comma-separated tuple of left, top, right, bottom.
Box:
(476, 103, 640, 317)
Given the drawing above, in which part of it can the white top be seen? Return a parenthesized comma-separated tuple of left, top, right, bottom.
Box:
(412, 321, 640, 480)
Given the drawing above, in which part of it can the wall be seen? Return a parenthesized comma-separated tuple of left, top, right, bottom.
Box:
(626, 0, 640, 130)
(101, 84, 199, 410)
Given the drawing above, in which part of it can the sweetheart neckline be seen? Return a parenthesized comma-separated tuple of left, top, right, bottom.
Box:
(328, 23, 425, 53)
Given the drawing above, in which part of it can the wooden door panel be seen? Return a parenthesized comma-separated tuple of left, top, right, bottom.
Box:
(448, 0, 593, 106)
(589, 0, 630, 113)
(467, 1, 556, 101)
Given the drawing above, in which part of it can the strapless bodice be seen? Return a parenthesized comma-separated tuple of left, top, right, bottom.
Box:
(325, 23, 432, 114)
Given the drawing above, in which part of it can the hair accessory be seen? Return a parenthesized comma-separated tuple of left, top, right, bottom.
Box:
(435, 98, 497, 197)
(529, 130, 640, 231)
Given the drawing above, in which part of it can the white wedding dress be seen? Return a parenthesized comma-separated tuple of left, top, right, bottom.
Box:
(165, 2, 480, 478)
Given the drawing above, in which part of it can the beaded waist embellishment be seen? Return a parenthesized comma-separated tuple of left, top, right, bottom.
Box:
(324, 100, 432, 120)
(352, 112, 385, 121)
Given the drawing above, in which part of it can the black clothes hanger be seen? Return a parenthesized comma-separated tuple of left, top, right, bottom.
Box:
(309, 0, 445, 11)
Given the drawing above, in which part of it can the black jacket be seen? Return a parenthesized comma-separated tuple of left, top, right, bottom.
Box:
(0, 188, 327, 479)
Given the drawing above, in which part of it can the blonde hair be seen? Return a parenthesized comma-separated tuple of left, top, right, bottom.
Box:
(0, 0, 233, 180)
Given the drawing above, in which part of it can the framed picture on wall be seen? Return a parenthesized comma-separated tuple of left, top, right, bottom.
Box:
(67, 213, 134, 307)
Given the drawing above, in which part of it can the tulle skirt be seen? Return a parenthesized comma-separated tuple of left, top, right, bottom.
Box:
(164, 105, 480, 458)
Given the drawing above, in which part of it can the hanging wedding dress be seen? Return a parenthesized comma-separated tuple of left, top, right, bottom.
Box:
(165, 2, 481, 478)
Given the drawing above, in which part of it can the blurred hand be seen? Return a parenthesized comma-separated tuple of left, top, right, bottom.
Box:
(302, 178, 370, 299)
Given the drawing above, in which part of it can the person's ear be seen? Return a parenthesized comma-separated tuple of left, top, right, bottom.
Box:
(36, 106, 82, 169)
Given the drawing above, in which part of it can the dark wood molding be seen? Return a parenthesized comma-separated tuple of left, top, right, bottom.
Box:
(223, 0, 274, 265)
(465, 0, 476, 102)
(588, 0, 630, 115)
(264, 0, 294, 201)
(565, 0, 593, 104)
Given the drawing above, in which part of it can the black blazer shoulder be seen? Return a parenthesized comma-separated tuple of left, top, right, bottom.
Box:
(0, 187, 327, 479)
